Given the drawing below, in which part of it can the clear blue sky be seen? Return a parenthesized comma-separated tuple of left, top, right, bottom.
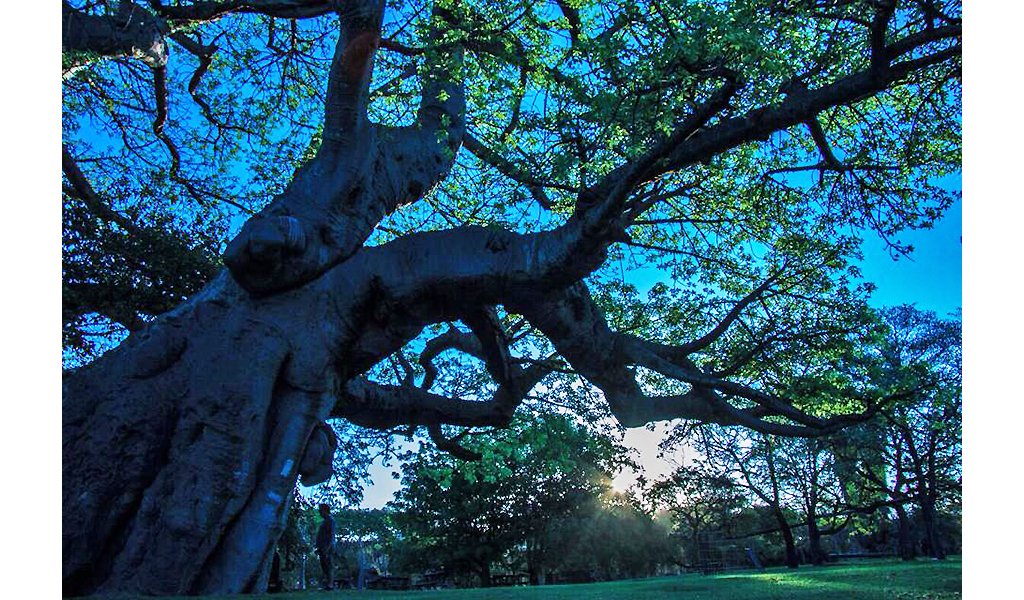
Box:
(859, 196, 962, 317)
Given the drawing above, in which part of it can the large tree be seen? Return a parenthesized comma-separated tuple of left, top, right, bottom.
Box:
(839, 305, 961, 560)
(62, 0, 961, 595)
(389, 410, 624, 586)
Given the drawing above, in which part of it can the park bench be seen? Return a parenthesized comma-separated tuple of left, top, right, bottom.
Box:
(411, 571, 451, 590)
(491, 573, 529, 587)
(699, 560, 724, 575)
(367, 575, 411, 590)
(828, 552, 895, 560)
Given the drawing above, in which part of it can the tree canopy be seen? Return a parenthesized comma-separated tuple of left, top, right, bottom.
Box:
(389, 410, 630, 585)
(62, 0, 961, 595)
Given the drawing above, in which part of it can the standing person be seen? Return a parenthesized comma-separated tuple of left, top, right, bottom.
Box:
(316, 503, 336, 591)
(266, 548, 283, 593)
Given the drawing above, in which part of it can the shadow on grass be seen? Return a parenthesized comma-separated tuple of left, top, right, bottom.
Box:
(80, 558, 961, 600)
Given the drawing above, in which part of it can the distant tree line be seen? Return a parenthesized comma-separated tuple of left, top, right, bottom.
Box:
(275, 305, 959, 590)
(649, 305, 961, 568)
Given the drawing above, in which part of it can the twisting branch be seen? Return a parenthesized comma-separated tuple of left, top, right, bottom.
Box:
(222, 0, 473, 295)
(334, 378, 516, 430)
(428, 424, 481, 461)
(168, 32, 254, 134)
(418, 326, 477, 391)
(63, 1, 169, 71)
(460, 307, 513, 384)
(507, 282, 885, 435)
(417, 313, 551, 404)
(322, 0, 384, 145)
(333, 320, 549, 440)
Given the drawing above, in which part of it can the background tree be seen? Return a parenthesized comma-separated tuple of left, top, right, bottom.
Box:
(389, 410, 626, 586)
(838, 305, 961, 560)
(690, 426, 805, 568)
(775, 436, 853, 565)
(556, 491, 675, 581)
(62, 0, 961, 594)
(648, 459, 745, 567)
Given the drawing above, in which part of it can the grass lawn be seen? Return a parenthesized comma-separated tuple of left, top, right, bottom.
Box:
(132, 558, 960, 600)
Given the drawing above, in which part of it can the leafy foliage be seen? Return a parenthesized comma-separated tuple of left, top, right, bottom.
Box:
(388, 410, 633, 583)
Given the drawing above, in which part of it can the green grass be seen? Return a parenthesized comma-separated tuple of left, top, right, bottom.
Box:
(100, 559, 963, 600)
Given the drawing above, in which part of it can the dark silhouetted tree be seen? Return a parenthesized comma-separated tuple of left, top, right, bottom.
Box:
(62, 0, 961, 594)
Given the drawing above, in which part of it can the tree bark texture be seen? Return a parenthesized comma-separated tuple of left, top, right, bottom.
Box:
(919, 497, 946, 560)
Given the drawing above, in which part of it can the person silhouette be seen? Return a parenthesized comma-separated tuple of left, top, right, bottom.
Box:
(315, 503, 336, 590)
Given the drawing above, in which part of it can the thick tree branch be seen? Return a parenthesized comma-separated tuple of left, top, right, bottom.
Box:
(150, 0, 337, 23)
(223, 1, 468, 296)
(564, 22, 960, 259)
(322, 1, 384, 145)
(377, 2, 467, 205)
(505, 283, 883, 435)
(63, 1, 169, 70)
(334, 378, 516, 430)
(460, 307, 513, 384)
(654, 38, 960, 178)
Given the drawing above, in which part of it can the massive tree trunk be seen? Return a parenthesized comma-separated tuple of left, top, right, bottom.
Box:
(62, 273, 346, 594)
(61, 1, 960, 595)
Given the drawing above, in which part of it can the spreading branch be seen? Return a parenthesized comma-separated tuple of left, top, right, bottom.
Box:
(223, 0, 468, 295)
(63, 1, 169, 71)
(509, 283, 883, 435)
(322, 0, 384, 145)
(560, 21, 959, 262)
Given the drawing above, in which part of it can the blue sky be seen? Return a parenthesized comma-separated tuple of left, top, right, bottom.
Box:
(859, 196, 962, 317)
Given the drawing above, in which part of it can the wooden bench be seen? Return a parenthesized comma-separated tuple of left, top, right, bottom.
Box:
(491, 573, 529, 587)
(367, 575, 411, 590)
